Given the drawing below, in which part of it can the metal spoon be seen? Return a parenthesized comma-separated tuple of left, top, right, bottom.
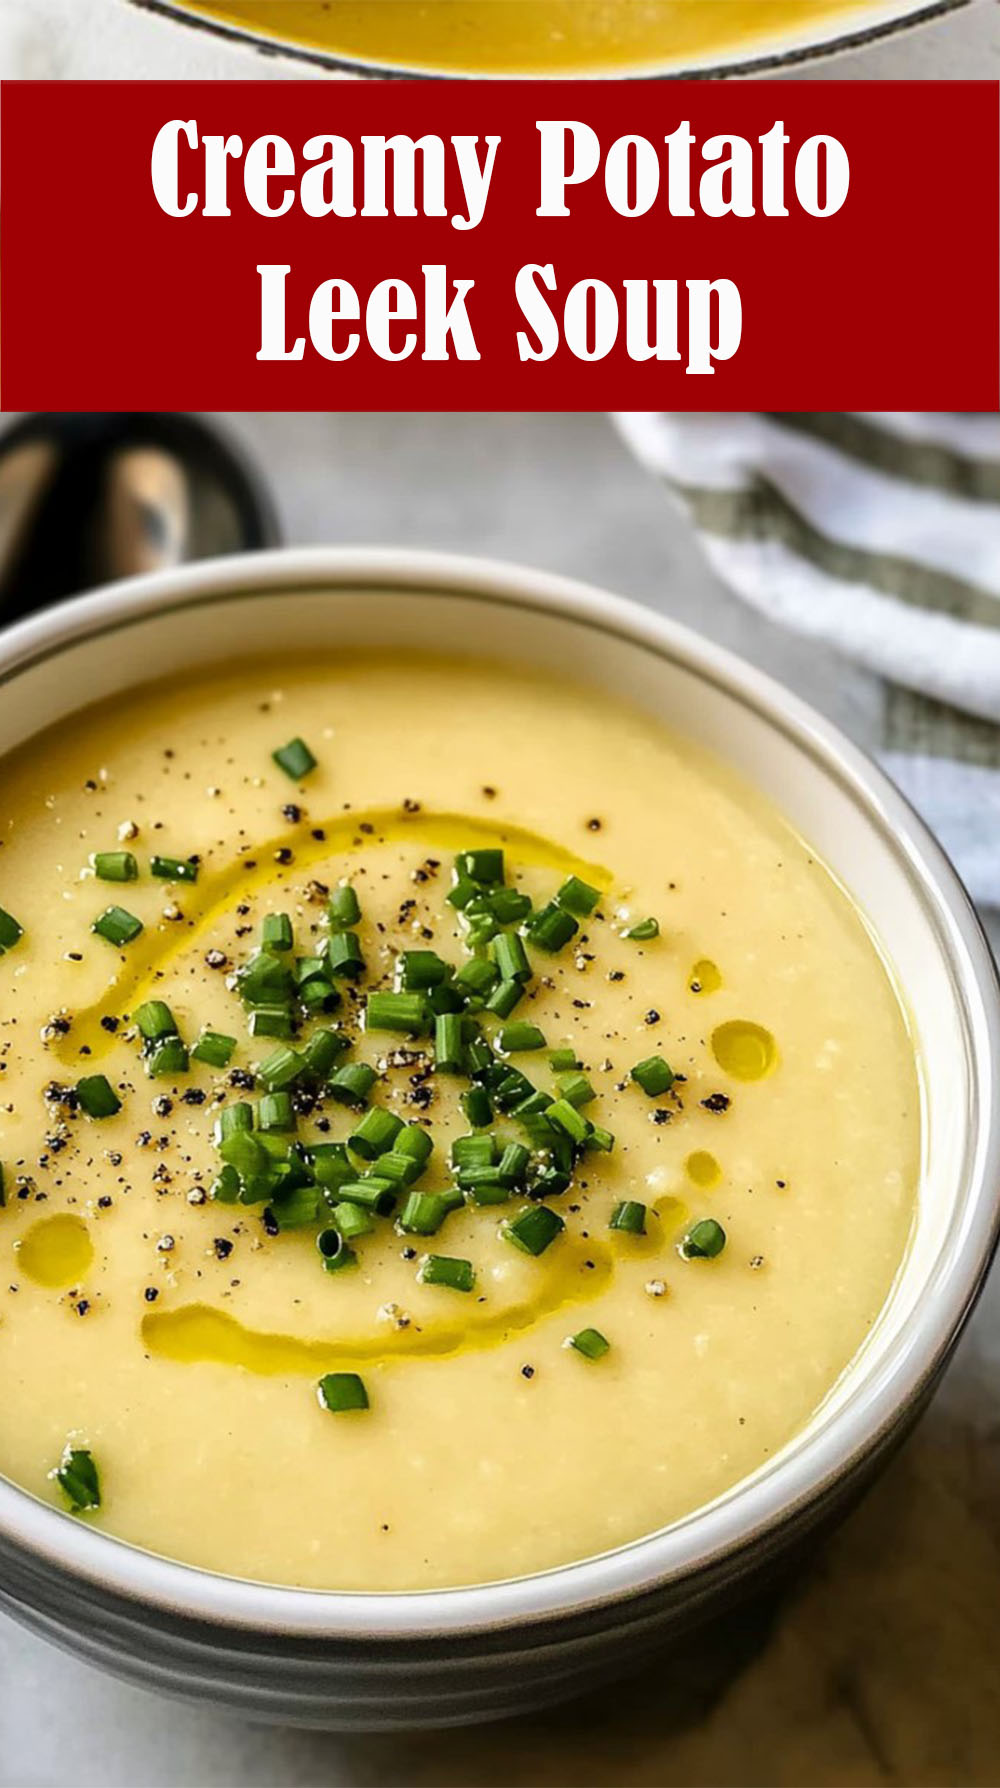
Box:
(0, 413, 279, 623)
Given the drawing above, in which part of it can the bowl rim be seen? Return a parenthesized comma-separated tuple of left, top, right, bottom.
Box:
(129, 0, 969, 81)
(1, 543, 998, 1641)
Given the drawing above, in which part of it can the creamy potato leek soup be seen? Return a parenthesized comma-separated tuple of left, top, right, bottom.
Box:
(181, 0, 885, 75)
(0, 651, 918, 1591)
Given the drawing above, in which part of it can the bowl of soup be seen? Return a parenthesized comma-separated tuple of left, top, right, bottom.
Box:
(145, 0, 964, 77)
(0, 546, 996, 1727)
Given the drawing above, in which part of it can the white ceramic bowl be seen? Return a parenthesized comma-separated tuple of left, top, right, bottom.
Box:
(0, 547, 997, 1727)
(141, 0, 965, 77)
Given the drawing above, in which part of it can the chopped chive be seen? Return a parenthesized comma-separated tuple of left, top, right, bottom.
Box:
(567, 1327, 610, 1361)
(256, 1131, 291, 1161)
(681, 1218, 727, 1259)
(610, 1200, 647, 1235)
(556, 1072, 596, 1108)
(328, 1062, 377, 1108)
(460, 1078, 497, 1128)
(557, 875, 600, 917)
(544, 1127, 575, 1175)
(248, 1006, 294, 1040)
(269, 1181, 321, 1230)
(329, 1201, 376, 1242)
(75, 1074, 121, 1119)
(257, 1091, 295, 1132)
(215, 1101, 253, 1142)
(350, 1107, 404, 1160)
(492, 930, 531, 984)
(488, 888, 532, 925)
(463, 1177, 511, 1207)
(529, 1165, 572, 1199)
(317, 1224, 351, 1264)
(313, 1230, 349, 1276)
(499, 1021, 546, 1054)
(453, 957, 498, 1001)
(434, 1012, 465, 1074)
(457, 848, 504, 885)
(294, 952, 330, 984)
(470, 1181, 517, 1212)
(549, 1047, 579, 1071)
(397, 950, 449, 990)
(301, 1028, 348, 1080)
(394, 1124, 434, 1169)
(586, 1125, 615, 1152)
(211, 1164, 241, 1204)
(326, 932, 365, 980)
(484, 978, 523, 1018)
(446, 873, 478, 911)
(452, 1133, 498, 1170)
(498, 1142, 531, 1186)
(322, 1246, 358, 1275)
(92, 906, 143, 947)
(328, 883, 361, 929)
(273, 738, 318, 781)
(463, 913, 498, 951)
(461, 1085, 493, 1128)
(371, 1150, 423, 1188)
(456, 1162, 506, 1191)
(310, 1143, 351, 1195)
(631, 1056, 675, 1098)
(310, 1139, 350, 1168)
(237, 951, 294, 1007)
(517, 1109, 556, 1151)
(428, 982, 464, 1016)
(150, 854, 199, 884)
(51, 1445, 101, 1513)
(624, 917, 660, 941)
(93, 850, 138, 883)
(299, 978, 338, 1013)
(262, 912, 293, 952)
(398, 1191, 451, 1235)
(527, 901, 578, 954)
(219, 1128, 269, 1176)
(465, 1035, 495, 1079)
(134, 1000, 179, 1042)
(365, 991, 428, 1035)
(0, 907, 23, 952)
(317, 1371, 368, 1413)
(545, 1098, 592, 1145)
(502, 1204, 565, 1257)
(147, 1036, 189, 1078)
(512, 1089, 553, 1120)
(336, 1179, 396, 1216)
(257, 1046, 305, 1091)
(494, 1068, 537, 1112)
(418, 1254, 475, 1293)
(191, 1029, 236, 1069)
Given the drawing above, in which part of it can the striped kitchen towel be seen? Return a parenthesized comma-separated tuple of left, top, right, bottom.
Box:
(614, 410, 1000, 909)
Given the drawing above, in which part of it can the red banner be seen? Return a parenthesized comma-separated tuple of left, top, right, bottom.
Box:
(2, 79, 997, 410)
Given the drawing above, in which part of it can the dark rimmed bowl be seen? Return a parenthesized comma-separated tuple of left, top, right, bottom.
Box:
(0, 546, 997, 1725)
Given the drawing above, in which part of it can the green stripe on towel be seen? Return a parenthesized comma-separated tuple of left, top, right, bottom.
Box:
(765, 413, 1000, 507)
(673, 475, 1000, 632)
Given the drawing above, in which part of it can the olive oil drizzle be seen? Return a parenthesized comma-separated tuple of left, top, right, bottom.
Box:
(58, 808, 611, 1064)
(143, 1233, 614, 1376)
(18, 1214, 94, 1289)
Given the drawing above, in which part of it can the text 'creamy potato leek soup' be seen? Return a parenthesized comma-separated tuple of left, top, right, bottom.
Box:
(0, 652, 919, 1591)
(179, 0, 891, 75)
